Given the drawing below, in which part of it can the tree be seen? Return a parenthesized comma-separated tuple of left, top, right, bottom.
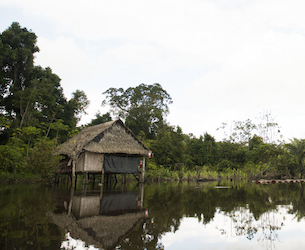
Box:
(256, 110, 281, 143)
(26, 139, 60, 181)
(0, 23, 92, 178)
(31, 66, 65, 126)
(102, 83, 172, 139)
(202, 133, 218, 166)
(0, 23, 68, 142)
(217, 141, 247, 170)
(231, 119, 256, 146)
(150, 124, 185, 169)
(88, 111, 112, 126)
(285, 138, 305, 178)
(0, 22, 39, 122)
(60, 89, 90, 132)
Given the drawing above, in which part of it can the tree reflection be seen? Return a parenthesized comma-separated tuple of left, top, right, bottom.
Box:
(0, 185, 63, 250)
(2, 181, 304, 249)
(118, 181, 305, 249)
(288, 182, 305, 221)
(217, 206, 285, 250)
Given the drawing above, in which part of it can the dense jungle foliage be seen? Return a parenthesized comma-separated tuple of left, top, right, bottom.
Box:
(0, 22, 304, 182)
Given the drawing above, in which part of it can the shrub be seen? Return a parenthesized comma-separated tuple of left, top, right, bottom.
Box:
(216, 159, 234, 172)
(0, 137, 26, 174)
(26, 139, 61, 181)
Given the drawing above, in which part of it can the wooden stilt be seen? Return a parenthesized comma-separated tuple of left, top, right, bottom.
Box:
(140, 157, 145, 183)
(83, 172, 88, 184)
(139, 183, 144, 209)
(101, 168, 105, 184)
(71, 151, 76, 189)
(68, 185, 75, 216)
(122, 173, 126, 184)
(99, 182, 104, 200)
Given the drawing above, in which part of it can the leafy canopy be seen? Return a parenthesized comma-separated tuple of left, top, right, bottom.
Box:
(102, 83, 172, 139)
(285, 138, 305, 178)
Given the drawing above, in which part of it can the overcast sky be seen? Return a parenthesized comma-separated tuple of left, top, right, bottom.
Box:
(1, 0, 305, 141)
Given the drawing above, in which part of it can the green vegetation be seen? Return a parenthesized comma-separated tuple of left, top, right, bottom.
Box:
(0, 22, 304, 182)
(0, 22, 87, 182)
(102, 83, 172, 139)
(144, 125, 300, 181)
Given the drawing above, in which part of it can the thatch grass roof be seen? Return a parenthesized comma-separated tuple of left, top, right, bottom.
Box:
(56, 119, 149, 158)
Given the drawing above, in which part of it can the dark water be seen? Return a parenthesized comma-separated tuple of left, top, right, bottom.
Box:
(1, 180, 305, 250)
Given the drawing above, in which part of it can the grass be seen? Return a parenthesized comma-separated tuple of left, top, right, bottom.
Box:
(145, 164, 282, 182)
(0, 162, 287, 184)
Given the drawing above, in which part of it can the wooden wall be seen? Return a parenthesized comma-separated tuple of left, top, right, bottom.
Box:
(76, 152, 104, 173)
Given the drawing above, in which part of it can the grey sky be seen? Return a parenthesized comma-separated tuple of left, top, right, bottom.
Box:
(1, 0, 305, 141)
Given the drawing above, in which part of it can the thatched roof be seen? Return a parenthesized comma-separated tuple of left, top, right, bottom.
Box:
(56, 119, 149, 158)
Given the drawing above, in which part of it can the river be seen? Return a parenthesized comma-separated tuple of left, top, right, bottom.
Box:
(1, 179, 305, 249)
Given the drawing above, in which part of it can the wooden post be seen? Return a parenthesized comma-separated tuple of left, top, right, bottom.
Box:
(71, 150, 77, 189)
(101, 168, 105, 185)
(122, 173, 126, 184)
(72, 161, 76, 189)
(83, 172, 88, 185)
(68, 184, 75, 216)
(99, 182, 104, 200)
(140, 157, 145, 183)
(139, 183, 144, 209)
(99, 168, 104, 198)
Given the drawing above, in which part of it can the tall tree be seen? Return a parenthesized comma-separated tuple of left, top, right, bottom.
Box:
(285, 138, 305, 178)
(102, 83, 172, 139)
(0, 22, 39, 123)
(19, 66, 65, 129)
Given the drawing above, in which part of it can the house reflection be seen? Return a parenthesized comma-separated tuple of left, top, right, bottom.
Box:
(72, 187, 144, 219)
(51, 183, 147, 250)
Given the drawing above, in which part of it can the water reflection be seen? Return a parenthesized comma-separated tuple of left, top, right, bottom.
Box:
(0, 185, 63, 249)
(117, 181, 305, 250)
(1, 181, 305, 249)
(51, 183, 147, 250)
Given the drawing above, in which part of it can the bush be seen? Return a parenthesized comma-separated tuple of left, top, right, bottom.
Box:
(26, 139, 61, 181)
(0, 137, 26, 175)
(216, 159, 234, 172)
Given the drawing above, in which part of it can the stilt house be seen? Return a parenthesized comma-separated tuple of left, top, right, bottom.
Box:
(56, 119, 149, 182)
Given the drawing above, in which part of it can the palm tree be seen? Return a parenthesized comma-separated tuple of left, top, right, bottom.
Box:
(285, 138, 305, 178)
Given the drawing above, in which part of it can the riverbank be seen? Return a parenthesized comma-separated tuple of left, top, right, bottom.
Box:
(0, 172, 43, 184)
(144, 165, 285, 183)
(0, 165, 290, 184)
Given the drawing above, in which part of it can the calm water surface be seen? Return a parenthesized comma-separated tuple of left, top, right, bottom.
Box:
(1, 180, 305, 249)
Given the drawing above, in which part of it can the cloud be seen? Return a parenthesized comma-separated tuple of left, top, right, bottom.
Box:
(2, 0, 305, 139)
(35, 36, 92, 97)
